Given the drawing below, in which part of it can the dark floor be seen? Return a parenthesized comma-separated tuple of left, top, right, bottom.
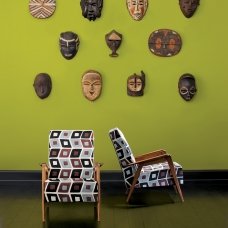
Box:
(0, 181, 228, 228)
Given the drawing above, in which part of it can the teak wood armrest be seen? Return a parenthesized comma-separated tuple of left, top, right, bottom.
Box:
(135, 149, 167, 162)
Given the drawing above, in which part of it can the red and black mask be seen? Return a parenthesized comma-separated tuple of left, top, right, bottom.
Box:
(148, 29, 182, 57)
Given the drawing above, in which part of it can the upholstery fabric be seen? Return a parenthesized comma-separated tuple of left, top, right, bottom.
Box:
(45, 130, 98, 202)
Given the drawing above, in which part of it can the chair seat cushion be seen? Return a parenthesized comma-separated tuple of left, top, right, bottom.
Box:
(44, 178, 98, 202)
(137, 162, 183, 188)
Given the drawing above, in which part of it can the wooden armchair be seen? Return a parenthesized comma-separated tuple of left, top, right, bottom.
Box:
(109, 128, 184, 203)
(41, 130, 102, 223)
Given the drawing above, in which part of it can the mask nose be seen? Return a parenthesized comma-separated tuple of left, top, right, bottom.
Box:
(134, 4, 140, 13)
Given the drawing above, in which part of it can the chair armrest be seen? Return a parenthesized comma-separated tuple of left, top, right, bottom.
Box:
(135, 149, 167, 162)
(94, 162, 103, 183)
(40, 163, 49, 183)
(127, 154, 170, 167)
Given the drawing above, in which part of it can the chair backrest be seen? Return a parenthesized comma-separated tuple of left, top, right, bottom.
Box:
(48, 130, 94, 180)
(109, 128, 137, 188)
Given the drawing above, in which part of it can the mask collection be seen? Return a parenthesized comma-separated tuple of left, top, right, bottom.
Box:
(30, 0, 199, 101)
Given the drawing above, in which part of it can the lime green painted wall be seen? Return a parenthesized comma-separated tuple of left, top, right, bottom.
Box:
(0, 1, 228, 170)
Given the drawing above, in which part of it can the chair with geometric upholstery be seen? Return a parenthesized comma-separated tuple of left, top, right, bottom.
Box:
(41, 130, 101, 223)
(109, 128, 184, 203)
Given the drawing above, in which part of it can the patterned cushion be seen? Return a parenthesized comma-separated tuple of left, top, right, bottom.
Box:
(109, 128, 184, 189)
(45, 130, 98, 203)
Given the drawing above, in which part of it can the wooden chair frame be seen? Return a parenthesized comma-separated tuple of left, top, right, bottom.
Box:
(41, 162, 102, 223)
(125, 149, 184, 203)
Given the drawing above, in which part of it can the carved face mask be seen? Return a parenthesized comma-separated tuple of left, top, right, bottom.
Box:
(82, 70, 102, 101)
(33, 73, 52, 99)
(80, 0, 103, 21)
(179, 0, 200, 18)
(29, 0, 56, 19)
(178, 74, 197, 101)
(105, 30, 122, 57)
(126, 0, 148, 21)
(59, 32, 80, 60)
(127, 71, 145, 96)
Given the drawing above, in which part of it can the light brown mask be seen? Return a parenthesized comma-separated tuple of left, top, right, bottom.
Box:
(82, 70, 102, 101)
(126, 0, 148, 21)
(127, 71, 145, 96)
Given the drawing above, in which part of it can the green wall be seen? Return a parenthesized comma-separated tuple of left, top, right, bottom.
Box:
(0, 1, 228, 170)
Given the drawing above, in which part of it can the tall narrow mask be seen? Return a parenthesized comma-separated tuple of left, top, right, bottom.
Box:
(80, 0, 103, 21)
(82, 70, 102, 101)
(33, 73, 52, 99)
(178, 73, 197, 101)
(179, 0, 200, 18)
(59, 32, 80, 60)
(126, 0, 148, 21)
(127, 71, 145, 96)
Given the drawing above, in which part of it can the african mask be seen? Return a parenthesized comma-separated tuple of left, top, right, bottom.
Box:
(148, 29, 182, 57)
(29, 0, 56, 19)
(127, 71, 145, 96)
(59, 32, 80, 60)
(80, 0, 103, 21)
(179, 0, 200, 18)
(178, 73, 197, 101)
(126, 0, 148, 21)
(82, 70, 102, 101)
(105, 30, 122, 57)
(33, 73, 52, 99)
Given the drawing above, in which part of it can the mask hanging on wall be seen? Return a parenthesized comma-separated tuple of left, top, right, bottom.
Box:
(126, 0, 148, 21)
(59, 32, 80, 60)
(82, 70, 102, 101)
(33, 73, 52, 99)
(179, 0, 200, 18)
(127, 71, 145, 96)
(148, 29, 182, 57)
(178, 73, 197, 101)
(29, 0, 56, 19)
(105, 30, 122, 57)
(80, 0, 103, 21)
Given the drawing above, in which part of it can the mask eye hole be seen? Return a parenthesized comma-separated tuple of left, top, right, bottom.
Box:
(190, 87, 196, 94)
(180, 88, 188, 95)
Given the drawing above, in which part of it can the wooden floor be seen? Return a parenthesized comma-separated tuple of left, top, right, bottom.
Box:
(0, 181, 227, 228)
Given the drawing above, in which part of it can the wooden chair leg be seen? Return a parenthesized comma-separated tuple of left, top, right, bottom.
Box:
(42, 194, 46, 222)
(97, 200, 100, 222)
(167, 157, 184, 202)
(126, 166, 143, 203)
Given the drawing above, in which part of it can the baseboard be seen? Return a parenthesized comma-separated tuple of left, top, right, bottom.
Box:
(0, 170, 228, 183)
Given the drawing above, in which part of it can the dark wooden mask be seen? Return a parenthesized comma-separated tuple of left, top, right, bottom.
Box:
(178, 73, 197, 101)
(105, 30, 122, 57)
(33, 73, 52, 99)
(80, 0, 103, 21)
(148, 29, 182, 57)
(179, 0, 200, 18)
(59, 31, 80, 60)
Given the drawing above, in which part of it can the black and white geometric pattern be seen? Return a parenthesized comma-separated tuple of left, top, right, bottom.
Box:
(45, 130, 98, 202)
(29, 0, 56, 19)
(109, 128, 184, 189)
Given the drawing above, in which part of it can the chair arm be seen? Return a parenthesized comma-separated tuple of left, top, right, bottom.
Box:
(135, 149, 167, 162)
(40, 163, 49, 182)
(94, 162, 103, 183)
(127, 154, 171, 167)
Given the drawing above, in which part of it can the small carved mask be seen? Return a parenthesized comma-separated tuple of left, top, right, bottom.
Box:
(148, 29, 182, 57)
(178, 74, 197, 101)
(33, 73, 52, 99)
(179, 0, 200, 18)
(29, 0, 56, 19)
(80, 0, 103, 21)
(59, 32, 80, 60)
(105, 30, 122, 57)
(82, 70, 102, 101)
(126, 0, 148, 21)
(127, 71, 145, 96)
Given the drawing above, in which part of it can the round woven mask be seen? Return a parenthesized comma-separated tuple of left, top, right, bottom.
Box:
(29, 0, 56, 19)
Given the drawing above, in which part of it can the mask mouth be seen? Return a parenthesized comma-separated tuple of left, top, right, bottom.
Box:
(89, 91, 95, 96)
(64, 53, 73, 57)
